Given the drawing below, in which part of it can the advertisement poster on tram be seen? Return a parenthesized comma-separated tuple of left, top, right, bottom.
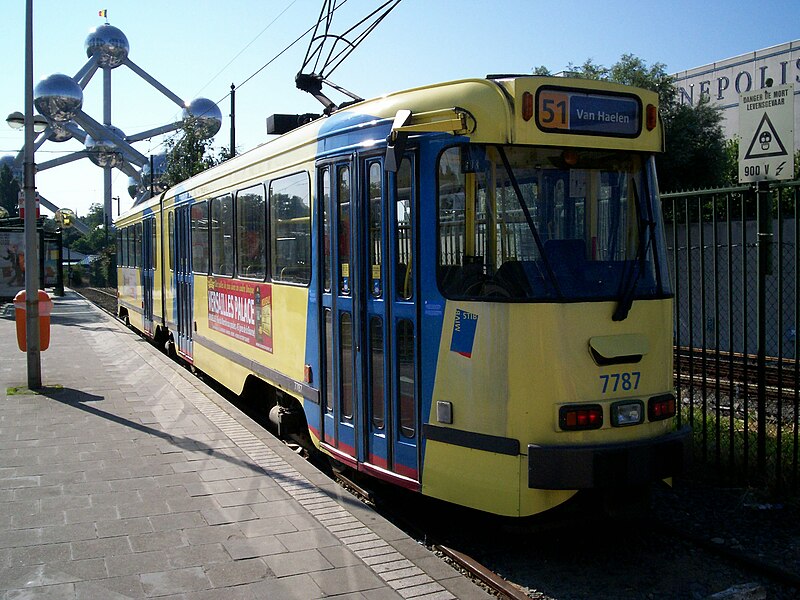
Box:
(207, 277, 273, 352)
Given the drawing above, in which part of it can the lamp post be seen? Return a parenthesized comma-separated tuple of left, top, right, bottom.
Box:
(23, 0, 41, 389)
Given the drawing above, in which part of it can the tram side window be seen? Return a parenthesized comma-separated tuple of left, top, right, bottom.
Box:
(128, 226, 135, 267)
(117, 230, 122, 265)
(368, 162, 383, 298)
(236, 185, 266, 280)
(338, 166, 351, 294)
(396, 157, 414, 300)
(321, 168, 331, 292)
(168, 212, 175, 271)
(191, 201, 210, 274)
(210, 194, 234, 276)
(150, 219, 156, 270)
(134, 222, 143, 268)
(121, 227, 129, 267)
(397, 319, 415, 438)
(270, 172, 310, 285)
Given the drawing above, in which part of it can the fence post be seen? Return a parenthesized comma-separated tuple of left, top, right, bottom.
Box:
(756, 181, 771, 478)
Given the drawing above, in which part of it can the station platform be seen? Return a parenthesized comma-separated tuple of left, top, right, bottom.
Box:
(0, 291, 490, 599)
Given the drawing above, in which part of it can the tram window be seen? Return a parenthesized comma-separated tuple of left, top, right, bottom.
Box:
(236, 185, 266, 280)
(322, 168, 332, 292)
(210, 194, 234, 276)
(370, 317, 385, 429)
(396, 157, 414, 300)
(324, 308, 333, 414)
(121, 227, 128, 267)
(338, 166, 351, 295)
(340, 312, 354, 420)
(150, 219, 156, 270)
(128, 226, 134, 267)
(134, 222, 143, 268)
(397, 319, 415, 438)
(116, 230, 122, 265)
(368, 162, 383, 298)
(191, 201, 209, 274)
(270, 172, 310, 285)
(168, 212, 175, 271)
(436, 145, 668, 302)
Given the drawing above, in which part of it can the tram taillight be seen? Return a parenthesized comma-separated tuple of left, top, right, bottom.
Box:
(559, 404, 603, 431)
(646, 104, 658, 131)
(522, 91, 534, 122)
(648, 394, 676, 421)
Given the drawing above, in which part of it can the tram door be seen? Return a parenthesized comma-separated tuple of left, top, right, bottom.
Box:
(142, 217, 155, 336)
(318, 154, 420, 482)
(173, 205, 193, 360)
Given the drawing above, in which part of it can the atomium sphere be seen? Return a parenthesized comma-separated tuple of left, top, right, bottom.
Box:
(127, 176, 139, 199)
(85, 24, 129, 69)
(48, 121, 75, 143)
(33, 74, 83, 122)
(141, 153, 168, 194)
(182, 98, 222, 138)
(85, 126, 126, 168)
(0, 155, 22, 182)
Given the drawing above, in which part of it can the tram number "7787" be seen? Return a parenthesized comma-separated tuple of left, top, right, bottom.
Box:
(599, 372, 641, 394)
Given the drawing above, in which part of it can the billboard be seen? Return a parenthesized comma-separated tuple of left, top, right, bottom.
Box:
(673, 40, 800, 147)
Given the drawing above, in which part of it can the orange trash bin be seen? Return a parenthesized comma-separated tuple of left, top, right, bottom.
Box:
(13, 290, 52, 352)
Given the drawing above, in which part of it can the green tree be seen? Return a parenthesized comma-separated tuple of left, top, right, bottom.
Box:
(163, 116, 222, 187)
(657, 98, 727, 192)
(0, 165, 20, 217)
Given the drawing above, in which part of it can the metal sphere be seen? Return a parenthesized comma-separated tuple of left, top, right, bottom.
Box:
(141, 153, 168, 194)
(182, 98, 222, 138)
(85, 126, 126, 168)
(128, 176, 139, 199)
(33, 74, 83, 122)
(48, 121, 75, 143)
(85, 24, 129, 69)
(0, 155, 22, 182)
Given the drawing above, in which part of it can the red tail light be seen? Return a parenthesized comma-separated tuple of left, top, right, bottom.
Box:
(559, 404, 603, 431)
(648, 394, 676, 421)
(646, 104, 658, 131)
(522, 91, 534, 122)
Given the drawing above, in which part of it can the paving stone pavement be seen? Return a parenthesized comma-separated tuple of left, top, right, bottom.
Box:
(0, 291, 491, 600)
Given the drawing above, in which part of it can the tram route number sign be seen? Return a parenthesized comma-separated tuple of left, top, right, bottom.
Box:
(739, 84, 795, 183)
(536, 87, 640, 137)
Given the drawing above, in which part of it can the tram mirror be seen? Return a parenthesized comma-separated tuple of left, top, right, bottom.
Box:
(384, 131, 407, 173)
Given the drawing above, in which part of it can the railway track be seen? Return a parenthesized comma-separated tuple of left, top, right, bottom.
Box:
(75, 290, 800, 599)
(675, 346, 800, 419)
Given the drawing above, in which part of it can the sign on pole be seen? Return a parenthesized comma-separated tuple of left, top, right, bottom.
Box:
(739, 84, 795, 183)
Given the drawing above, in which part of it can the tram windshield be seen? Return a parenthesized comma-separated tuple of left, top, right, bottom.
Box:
(436, 144, 671, 307)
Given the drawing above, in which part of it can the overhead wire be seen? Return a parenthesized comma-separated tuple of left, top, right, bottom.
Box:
(150, 0, 352, 155)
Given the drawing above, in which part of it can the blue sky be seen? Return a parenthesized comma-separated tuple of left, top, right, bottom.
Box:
(0, 0, 797, 219)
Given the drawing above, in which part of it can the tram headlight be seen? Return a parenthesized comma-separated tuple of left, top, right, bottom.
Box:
(611, 400, 644, 427)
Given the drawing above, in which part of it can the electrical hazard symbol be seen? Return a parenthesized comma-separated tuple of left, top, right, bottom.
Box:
(744, 113, 788, 160)
(738, 83, 795, 183)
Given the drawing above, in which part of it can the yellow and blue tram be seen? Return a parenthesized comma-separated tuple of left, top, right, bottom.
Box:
(116, 75, 690, 517)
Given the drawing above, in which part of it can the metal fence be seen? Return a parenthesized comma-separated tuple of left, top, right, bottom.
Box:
(662, 181, 800, 493)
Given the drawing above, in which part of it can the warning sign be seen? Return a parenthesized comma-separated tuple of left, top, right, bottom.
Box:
(739, 84, 794, 182)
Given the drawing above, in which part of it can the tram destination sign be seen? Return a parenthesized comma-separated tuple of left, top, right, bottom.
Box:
(536, 87, 641, 137)
(739, 84, 795, 183)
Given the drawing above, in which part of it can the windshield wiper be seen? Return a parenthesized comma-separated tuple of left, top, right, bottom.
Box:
(612, 179, 654, 321)
(496, 146, 562, 299)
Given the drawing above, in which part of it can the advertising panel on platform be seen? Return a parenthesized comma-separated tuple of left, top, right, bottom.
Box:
(0, 230, 25, 298)
(207, 277, 273, 352)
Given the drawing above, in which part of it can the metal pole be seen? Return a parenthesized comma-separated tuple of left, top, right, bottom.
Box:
(756, 180, 770, 478)
(23, 0, 41, 389)
(230, 83, 236, 159)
